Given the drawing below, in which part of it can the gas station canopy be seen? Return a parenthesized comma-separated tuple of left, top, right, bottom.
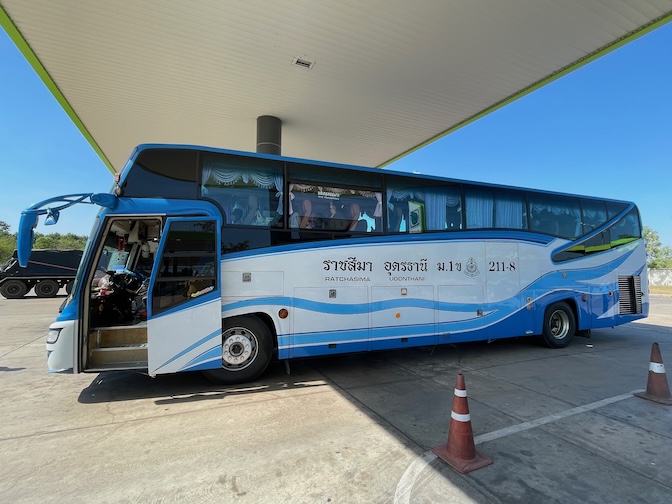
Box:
(1, 1, 671, 172)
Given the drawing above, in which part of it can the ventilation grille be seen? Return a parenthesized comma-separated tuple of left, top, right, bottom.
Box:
(618, 276, 642, 315)
(292, 57, 315, 70)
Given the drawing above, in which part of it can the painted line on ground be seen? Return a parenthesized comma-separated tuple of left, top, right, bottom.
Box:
(394, 390, 642, 504)
(394, 451, 437, 504)
(474, 390, 642, 444)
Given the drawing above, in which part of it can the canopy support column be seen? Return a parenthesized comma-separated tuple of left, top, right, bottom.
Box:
(256, 115, 282, 155)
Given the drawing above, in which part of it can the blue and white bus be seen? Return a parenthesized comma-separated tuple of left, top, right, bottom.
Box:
(18, 144, 648, 384)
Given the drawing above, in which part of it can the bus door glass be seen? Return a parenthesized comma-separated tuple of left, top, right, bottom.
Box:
(147, 218, 222, 375)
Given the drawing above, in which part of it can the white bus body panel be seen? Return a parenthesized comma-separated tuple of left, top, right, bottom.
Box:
(217, 236, 645, 359)
(147, 297, 222, 376)
(293, 285, 369, 350)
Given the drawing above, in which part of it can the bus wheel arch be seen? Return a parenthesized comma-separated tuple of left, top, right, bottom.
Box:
(541, 301, 576, 348)
(252, 312, 279, 354)
(0, 279, 29, 299)
(202, 315, 273, 384)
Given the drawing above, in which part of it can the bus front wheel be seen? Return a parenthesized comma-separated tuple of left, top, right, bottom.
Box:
(542, 302, 575, 348)
(202, 316, 273, 384)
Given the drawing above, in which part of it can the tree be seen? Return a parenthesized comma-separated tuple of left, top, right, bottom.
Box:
(643, 226, 672, 269)
(33, 232, 88, 251)
(0, 222, 88, 264)
(0, 220, 16, 264)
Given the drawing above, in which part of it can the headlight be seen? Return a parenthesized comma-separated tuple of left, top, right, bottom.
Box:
(46, 328, 62, 344)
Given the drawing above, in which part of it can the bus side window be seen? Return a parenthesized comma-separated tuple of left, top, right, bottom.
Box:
(529, 196, 580, 239)
(531, 212, 558, 235)
(388, 203, 407, 233)
(446, 205, 461, 230)
(610, 208, 640, 245)
(542, 219, 560, 236)
(290, 197, 317, 229)
(200, 154, 282, 228)
(581, 200, 607, 235)
(152, 220, 217, 315)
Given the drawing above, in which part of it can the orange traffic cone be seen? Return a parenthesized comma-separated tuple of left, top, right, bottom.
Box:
(432, 373, 493, 473)
(635, 343, 672, 405)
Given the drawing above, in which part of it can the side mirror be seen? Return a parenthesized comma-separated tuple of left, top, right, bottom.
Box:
(45, 208, 60, 225)
(17, 211, 38, 267)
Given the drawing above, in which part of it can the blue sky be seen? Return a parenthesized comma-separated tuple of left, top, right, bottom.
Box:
(1, 22, 671, 246)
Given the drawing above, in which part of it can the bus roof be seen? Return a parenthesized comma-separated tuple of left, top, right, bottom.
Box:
(128, 143, 636, 206)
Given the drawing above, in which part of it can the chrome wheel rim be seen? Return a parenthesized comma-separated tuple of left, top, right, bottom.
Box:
(221, 327, 258, 371)
(549, 310, 570, 340)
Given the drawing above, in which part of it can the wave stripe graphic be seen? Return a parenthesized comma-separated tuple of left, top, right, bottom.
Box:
(155, 327, 221, 372)
(219, 243, 643, 350)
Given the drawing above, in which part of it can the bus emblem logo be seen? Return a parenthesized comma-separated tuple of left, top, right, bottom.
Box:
(464, 257, 479, 277)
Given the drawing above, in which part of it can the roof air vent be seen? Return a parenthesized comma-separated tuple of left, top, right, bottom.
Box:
(292, 57, 315, 70)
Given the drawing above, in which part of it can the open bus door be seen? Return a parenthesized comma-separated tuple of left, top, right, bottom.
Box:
(147, 217, 222, 376)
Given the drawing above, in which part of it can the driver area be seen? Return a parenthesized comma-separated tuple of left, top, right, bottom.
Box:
(85, 218, 161, 370)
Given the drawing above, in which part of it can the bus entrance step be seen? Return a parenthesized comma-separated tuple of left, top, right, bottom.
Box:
(87, 362, 148, 372)
(89, 343, 148, 367)
(90, 324, 147, 348)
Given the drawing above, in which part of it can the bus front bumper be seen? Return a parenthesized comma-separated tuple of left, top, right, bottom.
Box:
(46, 320, 76, 373)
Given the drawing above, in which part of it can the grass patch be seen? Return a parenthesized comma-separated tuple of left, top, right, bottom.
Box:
(650, 285, 672, 295)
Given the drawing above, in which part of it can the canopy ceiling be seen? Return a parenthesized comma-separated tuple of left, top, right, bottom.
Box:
(1, 1, 671, 173)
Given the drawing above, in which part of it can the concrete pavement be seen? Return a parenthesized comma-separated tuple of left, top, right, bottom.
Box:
(1, 294, 671, 503)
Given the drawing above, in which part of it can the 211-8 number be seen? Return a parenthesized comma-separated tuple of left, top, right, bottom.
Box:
(489, 261, 516, 272)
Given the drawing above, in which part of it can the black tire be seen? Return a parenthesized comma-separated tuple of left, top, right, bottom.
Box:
(202, 316, 273, 385)
(0, 280, 28, 299)
(542, 301, 576, 348)
(35, 279, 60, 298)
(65, 281, 74, 295)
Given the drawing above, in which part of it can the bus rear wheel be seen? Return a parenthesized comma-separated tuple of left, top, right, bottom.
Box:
(202, 316, 273, 385)
(35, 279, 60, 298)
(542, 301, 575, 348)
(0, 280, 28, 299)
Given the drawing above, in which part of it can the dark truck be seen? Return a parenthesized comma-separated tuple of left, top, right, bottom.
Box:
(0, 249, 83, 299)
